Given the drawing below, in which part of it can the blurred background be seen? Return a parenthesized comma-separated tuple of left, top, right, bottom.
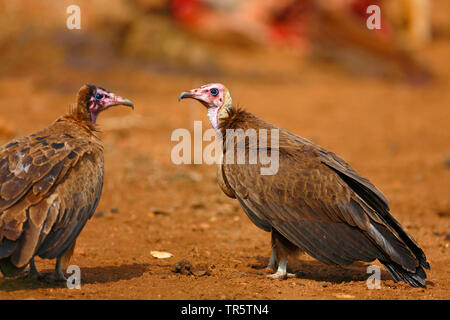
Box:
(0, 0, 449, 299)
(0, 0, 443, 80)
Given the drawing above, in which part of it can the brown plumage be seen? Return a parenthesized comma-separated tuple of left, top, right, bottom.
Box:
(179, 83, 429, 287)
(0, 84, 133, 281)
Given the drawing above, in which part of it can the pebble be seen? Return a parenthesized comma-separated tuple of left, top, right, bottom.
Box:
(150, 251, 173, 259)
(217, 204, 234, 215)
(173, 260, 211, 277)
(199, 223, 210, 230)
(190, 202, 205, 210)
(110, 207, 119, 214)
(443, 155, 450, 169)
(193, 270, 208, 277)
(174, 260, 192, 275)
(94, 210, 107, 217)
(437, 207, 450, 217)
(151, 208, 171, 215)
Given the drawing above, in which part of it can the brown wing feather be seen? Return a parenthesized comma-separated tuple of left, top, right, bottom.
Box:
(220, 109, 429, 286)
(0, 120, 103, 268)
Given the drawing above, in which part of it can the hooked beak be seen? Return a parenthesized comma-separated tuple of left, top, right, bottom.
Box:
(178, 90, 211, 109)
(112, 96, 134, 109)
(178, 91, 196, 102)
(89, 92, 134, 125)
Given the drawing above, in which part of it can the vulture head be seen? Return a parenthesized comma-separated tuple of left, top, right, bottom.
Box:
(76, 84, 134, 124)
(178, 83, 232, 130)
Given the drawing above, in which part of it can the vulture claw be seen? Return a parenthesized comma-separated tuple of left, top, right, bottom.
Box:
(266, 257, 295, 279)
(267, 272, 296, 280)
(42, 271, 67, 283)
(42, 258, 67, 283)
(26, 258, 42, 280)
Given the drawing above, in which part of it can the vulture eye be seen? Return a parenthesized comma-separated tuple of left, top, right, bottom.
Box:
(210, 88, 219, 96)
(94, 93, 104, 101)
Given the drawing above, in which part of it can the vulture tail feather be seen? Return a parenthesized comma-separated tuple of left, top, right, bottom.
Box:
(380, 259, 427, 288)
(336, 170, 430, 271)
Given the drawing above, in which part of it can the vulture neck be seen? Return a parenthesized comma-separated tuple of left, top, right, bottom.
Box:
(64, 104, 98, 133)
(62, 84, 97, 133)
(217, 107, 260, 134)
(209, 91, 233, 133)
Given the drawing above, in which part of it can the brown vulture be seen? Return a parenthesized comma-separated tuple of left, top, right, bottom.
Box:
(179, 83, 429, 287)
(0, 84, 133, 281)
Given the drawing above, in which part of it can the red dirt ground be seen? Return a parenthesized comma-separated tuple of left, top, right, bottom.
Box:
(0, 36, 449, 300)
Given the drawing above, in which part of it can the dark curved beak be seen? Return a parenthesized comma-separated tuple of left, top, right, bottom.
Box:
(114, 96, 134, 109)
(178, 91, 196, 102)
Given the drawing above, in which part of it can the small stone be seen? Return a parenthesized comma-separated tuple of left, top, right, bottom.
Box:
(217, 204, 234, 215)
(443, 155, 450, 169)
(437, 208, 450, 217)
(174, 260, 193, 275)
(321, 282, 328, 288)
(191, 202, 205, 210)
(94, 210, 107, 217)
(199, 223, 210, 230)
(193, 270, 207, 277)
(151, 208, 171, 215)
(445, 234, 450, 241)
(110, 207, 119, 214)
(150, 251, 173, 259)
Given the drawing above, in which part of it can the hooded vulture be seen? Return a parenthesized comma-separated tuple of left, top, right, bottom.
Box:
(0, 84, 134, 281)
(179, 83, 429, 287)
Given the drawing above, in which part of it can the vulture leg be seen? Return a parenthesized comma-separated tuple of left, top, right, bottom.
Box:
(44, 242, 75, 282)
(267, 257, 295, 279)
(27, 258, 41, 280)
(60, 242, 76, 270)
(43, 258, 67, 282)
(267, 229, 300, 279)
(267, 250, 277, 271)
(53, 258, 67, 281)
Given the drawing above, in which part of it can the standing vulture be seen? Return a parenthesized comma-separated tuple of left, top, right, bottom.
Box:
(178, 83, 429, 287)
(0, 84, 134, 281)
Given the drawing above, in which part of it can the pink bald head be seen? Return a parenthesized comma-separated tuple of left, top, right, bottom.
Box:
(87, 86, 134, 124)
(179, 83, 233, 130)
(178, 83, 227, 110)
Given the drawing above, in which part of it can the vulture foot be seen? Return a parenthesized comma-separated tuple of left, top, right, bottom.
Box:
(26, 258, 42, 280)
(43, 271, 67, 283)
(43, 258, 67, 283)
(267, 271, 296, 280)
(266, 257, 295, 280)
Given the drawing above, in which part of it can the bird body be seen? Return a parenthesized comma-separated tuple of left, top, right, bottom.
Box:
(0, 84, 133, 280)
(179, 83, 429, 287)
